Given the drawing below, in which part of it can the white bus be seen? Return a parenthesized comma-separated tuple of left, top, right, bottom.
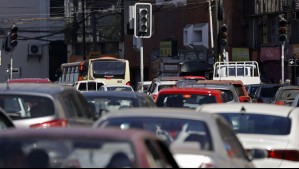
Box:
(57, 56, 131, 86)
(213, 61, 261, 85)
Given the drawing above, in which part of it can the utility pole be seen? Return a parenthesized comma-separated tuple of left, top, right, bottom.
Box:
(208, 0, 214, 51)
(82, 0, 87, 60)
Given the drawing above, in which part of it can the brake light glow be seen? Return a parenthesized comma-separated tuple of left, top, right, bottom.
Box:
(30, 119, 68, 128)
(275, 101, 284, 105)
(268, 150, 299, 161)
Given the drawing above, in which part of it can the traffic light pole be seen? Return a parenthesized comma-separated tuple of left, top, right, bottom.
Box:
(140, 38, 144, 93)
(10, 56, 13, 80)
(282, 41, 285, 84)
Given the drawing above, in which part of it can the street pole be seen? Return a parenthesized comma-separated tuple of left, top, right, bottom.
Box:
(295, 60, 297, 85)
(82, 0, 87, 60)
(140, 38, 144, 93)
(208, 0, 214, 50)
(10, 55, 13, 80)
(282, 41, 285, 84)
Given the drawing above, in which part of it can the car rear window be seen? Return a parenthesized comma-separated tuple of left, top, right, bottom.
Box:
(218, 113, 291, 135)
(98, 117, 213, 151)
(277, 89, 299, 100)
(0, 95, 55, 120)
(0, 138, 135, 168)
(260, 86, 281, 98)
(156, 94, 217, 109)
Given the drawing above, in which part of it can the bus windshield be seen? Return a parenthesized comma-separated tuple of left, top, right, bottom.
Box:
(92, 60, 125, 79)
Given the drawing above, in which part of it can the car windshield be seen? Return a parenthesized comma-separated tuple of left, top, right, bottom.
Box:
(0, 138, 135, 168)
(156, 94, 217, 109)
(107, 86, 132, 91)
(98, 117, 213, 151)
(0, 95, 55, 120)
(218, 113, 291, 135)
(84, 96, 139, 115)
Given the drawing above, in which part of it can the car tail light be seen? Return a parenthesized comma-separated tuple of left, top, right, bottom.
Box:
(274, 101, 284, 105)
(268, 150, 299, 161)
(199, 163, 217, 168)
(257, 98, 263, 103)
(30, 119, 68, 128)
(126, 81, 131, 86)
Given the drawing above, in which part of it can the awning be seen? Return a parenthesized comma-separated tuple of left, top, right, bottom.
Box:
(180, 60, 208, 72)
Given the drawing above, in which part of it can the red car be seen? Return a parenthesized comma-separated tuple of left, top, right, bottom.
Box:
(0, 128, 179, 168)
(156, 87, 224, 109)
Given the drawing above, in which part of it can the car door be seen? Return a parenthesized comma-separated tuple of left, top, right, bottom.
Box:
(59, 90, 95, 127)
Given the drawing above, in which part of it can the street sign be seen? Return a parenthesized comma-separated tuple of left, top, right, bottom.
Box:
(289, 59, 296, 66)
(289, 59, 299, 66)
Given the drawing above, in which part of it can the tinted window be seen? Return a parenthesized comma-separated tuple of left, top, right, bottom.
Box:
(156, 94, 217, 109)
(0, 138, 135, 168)
(278, 89, 299, 100)
(107, 87, 132, 91)
(260, 86, 281, 98)
(0, 95, 55, 120)
(98, 117, 213, 151)
(83, 96, 139, 114)
(219, 113, 291, 135)
(92, 61, 125, 79)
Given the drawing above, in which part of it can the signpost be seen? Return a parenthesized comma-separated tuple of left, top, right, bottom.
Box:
(289, 58, 299, 85)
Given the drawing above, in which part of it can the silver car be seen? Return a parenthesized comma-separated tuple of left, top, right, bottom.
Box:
(0, 83, 95, 128)
(94, 108, 255, 168)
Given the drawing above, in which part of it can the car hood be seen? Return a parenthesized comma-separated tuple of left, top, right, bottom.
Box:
(237, 134, 289, 150)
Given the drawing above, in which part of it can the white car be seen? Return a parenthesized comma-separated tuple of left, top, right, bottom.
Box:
(197, 103, 299, 168)
(99, 85, 134, 92)
(147, 77, 181, 101)
(73, 80, 105, 91)
(94, 108, 255, 168)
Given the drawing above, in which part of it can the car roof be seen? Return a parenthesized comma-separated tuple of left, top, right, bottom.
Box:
(186, 84, 231, 89)
(98, 108, 216, 121)
(0, 83, 76, 95)
(81, 91, 145, 98)
(197, 80, 244, 85)
(0, 128, 157, 140)
(158, 87, 222, 95)
(276, 85, 299, 90)
(7, 78, 51, 83)
(197, 103, 296, 117)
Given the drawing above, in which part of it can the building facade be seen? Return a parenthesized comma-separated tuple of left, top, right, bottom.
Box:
(0, 0, 66, 82)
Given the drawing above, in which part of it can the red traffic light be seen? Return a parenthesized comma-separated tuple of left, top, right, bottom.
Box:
(11, 25, 18, 33)
(279, 27, 287, 34)
(220, 24, 227, 32)
(279, 19, 287, 27)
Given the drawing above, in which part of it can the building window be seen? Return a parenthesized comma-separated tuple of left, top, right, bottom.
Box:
(50, 0, 64, 17)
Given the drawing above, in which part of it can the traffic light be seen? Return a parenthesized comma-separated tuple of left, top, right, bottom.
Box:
(10, 25, 18, 48)
(219, 24, 228, 47)
(134, 3, 152, 38)
(278, 18, 287, 42)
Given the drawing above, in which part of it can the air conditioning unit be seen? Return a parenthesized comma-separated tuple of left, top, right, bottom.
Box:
(28, 44, 42, 56)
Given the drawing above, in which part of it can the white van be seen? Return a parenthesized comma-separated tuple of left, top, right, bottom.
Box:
(213, 61, 261, 85)
(73, 80, 106, 91)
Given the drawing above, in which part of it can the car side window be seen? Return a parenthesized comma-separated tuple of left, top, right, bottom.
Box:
(216, 118, 249, 160)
